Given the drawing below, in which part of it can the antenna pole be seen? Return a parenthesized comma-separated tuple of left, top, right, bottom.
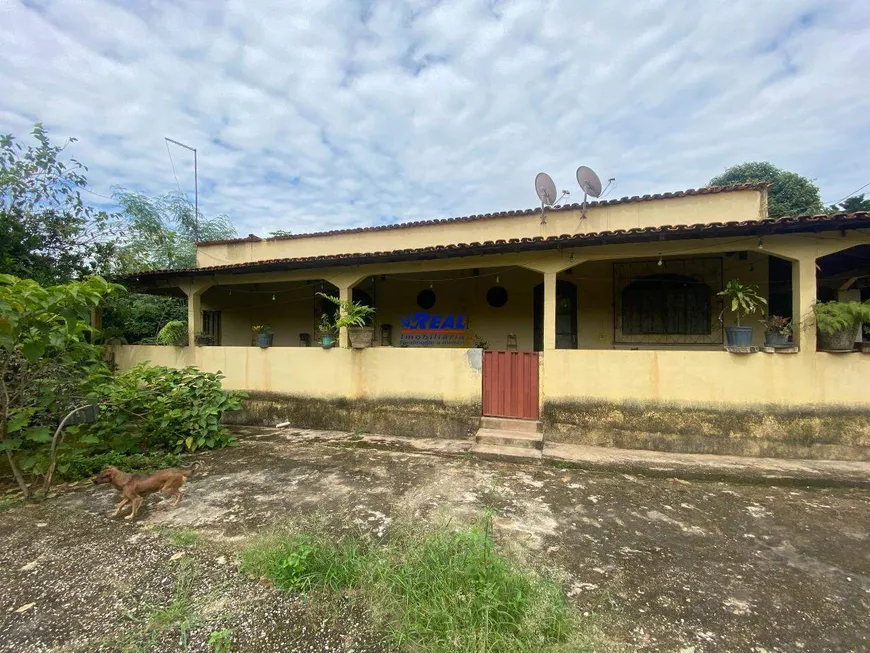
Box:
(164, 137, 199, 241)
(194, 147, 198, 241)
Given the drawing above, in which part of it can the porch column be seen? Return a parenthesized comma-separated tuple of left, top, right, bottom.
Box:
(543, 271, 557, 351)
(182, 281, 213, 347)
(792, 255, 817, 354)
(338, 284, 351, 349)
(323, 273, 367, 350)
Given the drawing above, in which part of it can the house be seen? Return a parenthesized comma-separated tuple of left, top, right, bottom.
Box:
(117, 183, 870, 460)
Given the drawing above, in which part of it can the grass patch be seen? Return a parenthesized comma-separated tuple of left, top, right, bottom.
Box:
(240, 513, 606, 652)
(162, 528, 200, 547)
(144, 560, 201, 648)
(55, 452, 186, 483)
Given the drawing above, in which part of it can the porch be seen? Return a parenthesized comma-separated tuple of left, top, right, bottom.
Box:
(117, 219, 870, 460)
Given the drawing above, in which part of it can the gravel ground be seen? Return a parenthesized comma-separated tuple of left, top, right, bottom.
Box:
(1, 428, 869, 652)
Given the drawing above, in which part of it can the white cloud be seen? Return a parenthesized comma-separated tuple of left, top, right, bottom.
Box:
(1, 0, 868, 237)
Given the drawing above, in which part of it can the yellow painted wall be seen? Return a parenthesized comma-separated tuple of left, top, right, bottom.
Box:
(113, 345, 483, 404)
(197, 190, 765, 267)
(570, 251, 771, 349)
(542, 349, 870, 407)
(374, 267, 540, 351)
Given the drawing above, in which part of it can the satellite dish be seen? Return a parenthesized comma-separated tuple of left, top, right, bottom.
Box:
(576, 166, 603, 198)
(535, 172, 558, 206)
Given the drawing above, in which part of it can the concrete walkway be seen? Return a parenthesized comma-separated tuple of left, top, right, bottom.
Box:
(240, 426, 870, 488)
(544, 442, 870, 487)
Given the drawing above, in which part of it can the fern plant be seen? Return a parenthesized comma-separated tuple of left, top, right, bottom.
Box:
(813, 301, 870, 335)
(717, 279, 767, 326)
(316, 293, 375, 329)
(156, 320, 187, 346)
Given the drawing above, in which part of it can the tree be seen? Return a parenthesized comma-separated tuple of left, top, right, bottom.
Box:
(0, 124, 117, 284)
(709, 162, 823, 218)
(106, 190, 237, 343)
(112, 189, 236, 272)
(0, 274, 119, 498)
(829, 194, 870, 213)
(100, 293, 187, 344)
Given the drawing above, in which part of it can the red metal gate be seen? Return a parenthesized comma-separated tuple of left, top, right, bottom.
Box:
(482, 351, 540, 420)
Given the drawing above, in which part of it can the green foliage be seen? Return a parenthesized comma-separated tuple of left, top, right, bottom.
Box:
(241, 513, 583, 653)
(86, 364, 243, 453)
(208, 629, 233, 652)
(718, 279, 767, 326)
(112, 189, 236, 272)
(268, 229, 293, 238)
(156, 320, 188, 346)
(813, 301, 870, 335)
(316, 293, 376, 329)
(53, 451, 185, 483)
(829, 194, 870, 213)
(251, 325, 272, 335)
(710, 161, 823, 218)
(317, 313, 333, 335)
(0, 274, 119, 498)
(163, 528, 200, 547)
(102, 293, 186, 345)
(0, 124, 118, 285)
(0, 497, 21, 512)
(760, 315, 792, 336)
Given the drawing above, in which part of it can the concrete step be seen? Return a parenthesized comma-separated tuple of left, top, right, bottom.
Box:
(475, 428, 543, 450)
(471, 443, 543, 463)
(479, 417, 542, 433)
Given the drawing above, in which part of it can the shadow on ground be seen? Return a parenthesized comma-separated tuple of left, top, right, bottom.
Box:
(1, 428, 868, 652)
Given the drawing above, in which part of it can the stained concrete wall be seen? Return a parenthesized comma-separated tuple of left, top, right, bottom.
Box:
(541, 349, 870, 459)
(113, 345, 484, 440)
(197, 190, 766, 267)
(113, 345, 483, 403)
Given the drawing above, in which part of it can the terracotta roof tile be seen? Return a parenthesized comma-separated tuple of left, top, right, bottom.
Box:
(125, 210, 870, 283)
(195, 183, 771, 246)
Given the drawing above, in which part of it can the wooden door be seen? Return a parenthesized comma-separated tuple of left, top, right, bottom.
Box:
(482, 351, 540, 420)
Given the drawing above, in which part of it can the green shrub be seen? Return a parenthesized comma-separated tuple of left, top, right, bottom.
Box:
(813, 300, 870, 335)
(85, 364, 244, 453)
(156, 320, 188, 346)
(241, 514, 586, 653)
(54, 451, 185, 482)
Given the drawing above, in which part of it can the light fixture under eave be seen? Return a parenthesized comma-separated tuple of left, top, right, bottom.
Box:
(657, 254, 663, 267)
(757, 238, 764, 250)
(496, 273, 500, 284)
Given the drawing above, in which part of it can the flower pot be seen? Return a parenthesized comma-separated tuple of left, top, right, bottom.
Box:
(194, 335, 212, 346)
(320, 334, 335, 348)
(725, 326, 754, 346)
(764, 332, 790, 347)
(257, 333, 274, 348)
(348, 326, 375, 349)
(818, 327, 856, 351)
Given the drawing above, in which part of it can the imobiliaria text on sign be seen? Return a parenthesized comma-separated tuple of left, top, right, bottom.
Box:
(399, 311, 468, 347)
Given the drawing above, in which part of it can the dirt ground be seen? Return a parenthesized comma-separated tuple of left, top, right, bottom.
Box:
(1, 428, 869, 652)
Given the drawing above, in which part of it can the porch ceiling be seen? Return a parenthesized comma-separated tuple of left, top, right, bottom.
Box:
(124, 211, 870, 285)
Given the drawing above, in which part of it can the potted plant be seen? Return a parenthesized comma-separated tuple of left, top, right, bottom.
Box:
(318, 313, 336, 349)
(813, 300, 870, 351)
(317, 293, 377, 348)
(718, 279, 767, 346)
(194, 331, 212, 346)
(252, 325, 273, 348)
(760, 315, 792, 347)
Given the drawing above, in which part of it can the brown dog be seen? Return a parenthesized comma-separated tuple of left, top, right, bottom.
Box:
(93, 462, 201, 520)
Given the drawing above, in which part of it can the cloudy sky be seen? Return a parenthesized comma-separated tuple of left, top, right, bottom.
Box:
(1, 0, 868, 237)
